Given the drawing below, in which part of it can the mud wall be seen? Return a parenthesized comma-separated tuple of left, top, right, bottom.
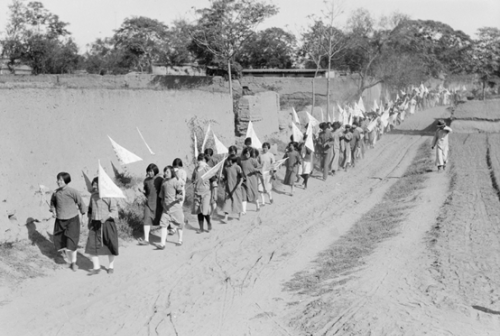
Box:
(0, 87, 234, 236)
(240, 75, 383, 111)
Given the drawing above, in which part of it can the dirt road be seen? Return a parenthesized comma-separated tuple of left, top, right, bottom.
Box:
(3, 106, 495, 336)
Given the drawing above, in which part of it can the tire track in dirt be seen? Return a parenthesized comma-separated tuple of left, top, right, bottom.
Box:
(424, 133, 500, 335)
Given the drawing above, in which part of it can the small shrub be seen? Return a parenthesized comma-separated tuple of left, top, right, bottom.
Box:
(116, 197, 145, 240)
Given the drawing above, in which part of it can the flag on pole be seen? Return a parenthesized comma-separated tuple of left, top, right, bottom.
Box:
(201, 156, 227, 181)
(373, 99, 379, 111)
(380, 109, 390, 128)
(108, 136, 142, 165)
(193, 132, 199, 159)
(305, 122, 315, 152)
(245, 120, 263, 149)
(292, 107, 300, 124)
(396, 93, 400, 101)
(270, 158, 288, 172)
(358, 97, 366, 113)
(292, 122, 303, 142)
(98, 161, 126, 198)
(366, 118, 378, 132)
(201, 123, 211, 152)
(348, 112, 353, 126)
(212, 131, 228, 154)
(306, 111, 319, 127)
(136, 127, 155, 155)
(320, 107, 325, 122)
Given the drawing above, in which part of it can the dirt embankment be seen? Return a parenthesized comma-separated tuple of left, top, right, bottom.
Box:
(451, 99, 500, 133)
(0, 87, 234, 242)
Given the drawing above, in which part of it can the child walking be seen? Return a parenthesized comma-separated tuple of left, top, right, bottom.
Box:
(138, 164, 163, 245)
(240, 147, 262, 212)
(222, 155, 244, 222)
(192, 153, 213, 233)
(50, 172, 87, 272)
(259, 142, 275, 205)
(157, 166, 185, 248)
(85, 177, 119, 275)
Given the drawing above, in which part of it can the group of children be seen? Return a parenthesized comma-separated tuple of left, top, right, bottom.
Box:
(49, 88, 453, 275)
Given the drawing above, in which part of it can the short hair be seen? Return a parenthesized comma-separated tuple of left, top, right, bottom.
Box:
(146, 163, 159, 175)
(91, 177, 98, 185)
(204, 148, 214, 156)
(244, 137, 252, 146)
(319, 122, 326, 130)
(172, 158, 183, 168)
(230, 154, 239, 164)
(57, 172, 71, 184)
(163, 165, 177, 179)
(262, 142, 270, 149)
(291, 141, 299, 151)
(326, 122, 332, 128)
(197, 153, 206, 161)
(250, 147, 259, 158)
(242, 147, 252, 157)
(332, 121, 341, 130)
(229, 145, 238, 154)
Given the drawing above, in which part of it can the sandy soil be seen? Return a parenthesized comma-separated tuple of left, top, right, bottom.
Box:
(2, 105, 499, 336)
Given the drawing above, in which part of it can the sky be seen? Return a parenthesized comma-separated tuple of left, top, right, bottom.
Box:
(0, 0, 499, 52)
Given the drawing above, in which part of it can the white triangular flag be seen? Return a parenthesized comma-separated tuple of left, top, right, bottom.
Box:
(366, 118, 378, 132)
(98, 161, 126, 198)
(193, 132, 199, 159)
(108, 136, 142, 165)
(373, 99, 379, 111)
(136, 127, 155, 155)
(396, 93, 400, 101)
(201, 123, 211, 152)
(292, 107, 300, 124)
(331, 107, 336, 122)
(306, 112, 319, 127)
(292, 122, 303, 142)
(270, 158, 288, 172)
(212, 131, 228, 154)
(245, 120, 263, 149)
(348, 112, 353, 126)
(358, 97, 366, 112)
(320, 107, 325, 122)
(201, 156, 227, 181)
(305, 122, 315, 152)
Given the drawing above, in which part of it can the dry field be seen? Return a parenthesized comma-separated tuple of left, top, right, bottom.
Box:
(2, 105, 500, 335)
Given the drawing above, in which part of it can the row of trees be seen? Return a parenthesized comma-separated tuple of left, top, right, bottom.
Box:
(1, 0, 499, 96)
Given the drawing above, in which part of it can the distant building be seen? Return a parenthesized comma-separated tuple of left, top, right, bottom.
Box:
(241, 69, 344, 78)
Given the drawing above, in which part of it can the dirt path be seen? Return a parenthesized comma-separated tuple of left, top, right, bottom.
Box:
(0, 106, 465, 336)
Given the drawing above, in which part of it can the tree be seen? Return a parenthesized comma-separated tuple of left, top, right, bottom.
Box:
(190, 0, 279, 97)
(1, 0, 77, 74)
(237, 27, 296, 69)
(467, 27, 500, 99)
(113, 16, 169, 73)
(300, 0, 349, 112)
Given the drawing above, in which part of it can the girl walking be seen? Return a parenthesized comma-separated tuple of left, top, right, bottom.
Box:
(85, 177, 119, 275)
(240, 147, 262, 212)
(192, 154, 213, 233)
(222, 155, 244, 222)
(157, 166, 185, 248)
(259, 142, 276, 205)
(50, 172, 87, 272)
(283, 142, 302, 196)
(138, 164, 163, 245)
